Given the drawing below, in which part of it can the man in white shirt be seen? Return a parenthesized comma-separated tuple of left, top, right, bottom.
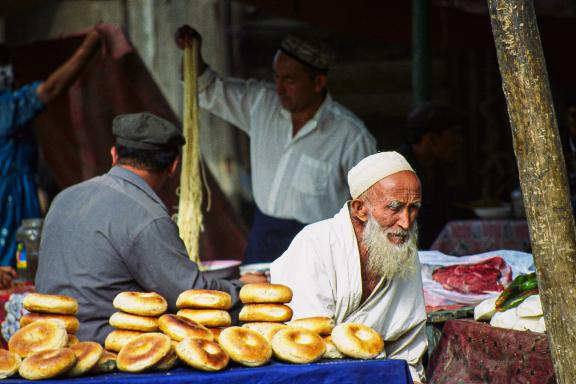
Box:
(271, 152, 428, 383)
(175, 26, 377, 264)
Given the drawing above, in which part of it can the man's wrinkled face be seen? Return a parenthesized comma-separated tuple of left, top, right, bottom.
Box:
(273, 51, 323, 113)
(364, 171, 422, 245)
(359, 171, 421, 279)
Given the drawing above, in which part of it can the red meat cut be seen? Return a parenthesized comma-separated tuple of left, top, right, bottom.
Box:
(431, 256, 513, 294)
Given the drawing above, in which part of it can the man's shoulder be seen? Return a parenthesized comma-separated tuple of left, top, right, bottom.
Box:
(324, 99, 366, 129)
(49, 176, 108, 216)
(321, 100, 375, 144)
(246, 79, 280, 109)
(53, 173, 166, 219)
(53, 175, 103, 200)
(10, 81, 43, 100)
(300, 217, 333, 235)
(0, 82, 44, 113)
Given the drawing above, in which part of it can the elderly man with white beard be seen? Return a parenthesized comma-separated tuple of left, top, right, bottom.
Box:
(270, 151, 427, 383)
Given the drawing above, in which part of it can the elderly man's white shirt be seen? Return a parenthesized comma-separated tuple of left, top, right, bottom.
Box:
(271, 204, 428, 382)
(198, 68, 377, 224)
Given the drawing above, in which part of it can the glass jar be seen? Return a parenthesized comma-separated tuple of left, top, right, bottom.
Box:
(15, 218, 43, 283)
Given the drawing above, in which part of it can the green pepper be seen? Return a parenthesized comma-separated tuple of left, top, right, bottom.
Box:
(497, 288, 539, 312)
(495, 272, 537, 308)
(518, 273, 538, 291)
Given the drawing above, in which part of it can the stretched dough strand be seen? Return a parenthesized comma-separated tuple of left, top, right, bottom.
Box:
(177, 40, 203, 263)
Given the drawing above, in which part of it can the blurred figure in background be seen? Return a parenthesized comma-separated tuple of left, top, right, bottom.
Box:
(398, 101, 465, 249)
(0, 29, 101, 284)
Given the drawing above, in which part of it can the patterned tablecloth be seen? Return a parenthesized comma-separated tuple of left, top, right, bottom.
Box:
(430, 220, 531, 256)
(427, 319, 554, 384)
(0, 284, 35, 348)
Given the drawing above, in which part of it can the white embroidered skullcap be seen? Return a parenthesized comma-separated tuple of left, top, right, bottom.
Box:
(348, 151, 415, 199)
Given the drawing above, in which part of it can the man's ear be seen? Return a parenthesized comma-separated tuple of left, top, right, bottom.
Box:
(168, 157, 180, 177)
(110, 146, 118, 166)
(314, 74, 327, 93)
(351, 199, 369, 222)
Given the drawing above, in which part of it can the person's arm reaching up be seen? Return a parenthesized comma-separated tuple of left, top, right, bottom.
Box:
(36, 28, 101, 104)
(174, 24, 271, 135)
(174, 25, 207, 78)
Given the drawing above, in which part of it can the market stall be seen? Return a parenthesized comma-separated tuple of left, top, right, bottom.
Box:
(423, 251, 550, 383)
(0, 284, 419, 383)
(0, 359, 414, 384)
(420, 249, 537, 360)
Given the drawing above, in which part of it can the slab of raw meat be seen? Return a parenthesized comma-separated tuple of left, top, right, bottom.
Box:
(431, 256, 512, 294)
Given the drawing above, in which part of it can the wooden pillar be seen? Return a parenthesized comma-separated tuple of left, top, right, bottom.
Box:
(488, 0, 576, 382)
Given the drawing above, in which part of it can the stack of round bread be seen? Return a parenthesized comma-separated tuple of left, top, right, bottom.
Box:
(9, 293, 114, 378)
(158, 314, 213, 346)
(168, 289, 236, 372)
(8, 319, 71, 379)
(239, 284, 293, 342)
(7, 311, 107, 378)
(176, 289, 233, 341)
(287, 317, 342, 359)
(20, 293, 80, 347)
(105, 292, 167, 353)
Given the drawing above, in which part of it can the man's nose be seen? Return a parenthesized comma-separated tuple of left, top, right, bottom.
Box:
(397, 209, 411, 230)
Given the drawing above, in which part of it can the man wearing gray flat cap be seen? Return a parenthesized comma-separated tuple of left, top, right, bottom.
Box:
(175, 26, 376, 265)
(36, 112, 265, 344)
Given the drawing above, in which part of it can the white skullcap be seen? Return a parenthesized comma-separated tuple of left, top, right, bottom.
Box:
(348, 151, 415, 199)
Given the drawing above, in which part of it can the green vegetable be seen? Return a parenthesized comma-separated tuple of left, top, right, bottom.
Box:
(496, 272, 538, 309)
(518, 276, 538, 292)
(497, 288, 539, 312)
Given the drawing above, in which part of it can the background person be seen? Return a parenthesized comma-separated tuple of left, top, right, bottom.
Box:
(271, 152, 427, 383)
(0, 28, 102, 283)
(398, 101, 465, 248)
(175, 25, 377, 264)
(36, 112, 265, 343)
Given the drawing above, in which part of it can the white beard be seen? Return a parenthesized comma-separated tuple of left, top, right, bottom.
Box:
(362, 213, 419, 281)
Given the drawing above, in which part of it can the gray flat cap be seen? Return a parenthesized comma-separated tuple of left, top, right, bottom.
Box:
(280, 34, 332, 72)
(112, 112, 185, 150)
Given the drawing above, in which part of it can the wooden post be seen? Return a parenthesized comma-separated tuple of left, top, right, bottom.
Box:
(488, 1, 576, 381)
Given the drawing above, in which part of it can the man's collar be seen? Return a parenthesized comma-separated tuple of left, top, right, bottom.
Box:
(279, 93, 333, 123)
(108, 166, 167, 211)
(281, 93, 333, 140)
(310, 93, 332, 125)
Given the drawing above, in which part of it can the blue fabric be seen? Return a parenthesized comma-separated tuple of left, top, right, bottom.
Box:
(0, 82, 45, 266)
(244, 206, 306, 264)
(2, 359, 413, 383)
